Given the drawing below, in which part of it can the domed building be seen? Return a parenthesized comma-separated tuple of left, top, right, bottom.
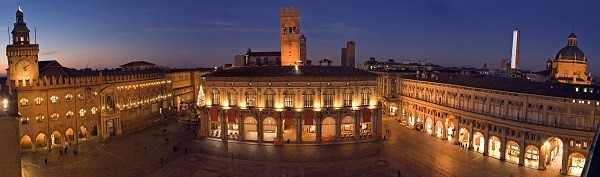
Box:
(551, 32, 591, 85)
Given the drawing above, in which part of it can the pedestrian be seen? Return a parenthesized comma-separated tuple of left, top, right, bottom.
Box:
(164, 128, 167, 134)
(65, 147, 68, 153)
(397, 169, 401, 177)
(44, 158, 48, 164)
(160, 157, 163, 165)
(73, 150, 78, 156)
(59, 149, 63, 154)
(144, 146, 147, 151)
(165, 138, 169, 143)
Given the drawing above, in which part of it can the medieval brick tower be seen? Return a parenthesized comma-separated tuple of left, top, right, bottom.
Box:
(7, 6, 39, 82)
(280, 7, 305, 66)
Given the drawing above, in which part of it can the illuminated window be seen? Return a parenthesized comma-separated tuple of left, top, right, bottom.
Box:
(361, 89, 371, 106)
(51, 112, 59, 121)
(227, 90, 237, 107)
(245, 89, 256, 107)
(66, 111, 73, 119)
(79, 109, 86, 117)
(343, 89, 353, 107)
(21, 117, 29, 124)
(564, 70, 568, 77)
(91, 107, 98, 115)
(284, 90, 294, 108)
(36, 114, 44, 123)
(20, 98, 28, 106)
(265, 89, 275, 108)
(323, 90, 334, 108)
(65, 94, 73, 101)
(50, 96, 58, 104)
(212, 89, 220, 105)
(35, 97, 43, 105)
(303, 89, 314, 108)
(78, 93, 84, 100)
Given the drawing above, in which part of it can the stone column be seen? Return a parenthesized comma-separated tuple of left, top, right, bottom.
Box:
(276, 113, 283, 141)
(316, 116, 322, 143)
(500, 128, 507, 161)
(538, 144, 546, 170)
(221, 111, 227, 140)
(238, 115, 244, 141)
(468, 125, 474, 150)
(483, 126, 489, 156)
(336, 116, 341, 142)
(454, 120, 460, 145)
(560, 143, 569, 175)
(518, 135, 526, 166)
(297, 116, 302, 143)
(257, 115, 263, 143)
(355, 114, 360, 141)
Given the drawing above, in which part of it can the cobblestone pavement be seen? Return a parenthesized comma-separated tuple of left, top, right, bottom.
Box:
(21, 116, 571, 177)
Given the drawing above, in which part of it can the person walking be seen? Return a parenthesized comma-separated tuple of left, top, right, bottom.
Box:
(44, 158, 48, 164)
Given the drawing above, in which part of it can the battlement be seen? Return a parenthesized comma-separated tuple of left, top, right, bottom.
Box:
(280, 6, 300, 17)
(6, 44, 39, 56)
(10, 72, 166, 89)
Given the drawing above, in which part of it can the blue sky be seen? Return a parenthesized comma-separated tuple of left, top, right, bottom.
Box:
(0, 0, 599, 74)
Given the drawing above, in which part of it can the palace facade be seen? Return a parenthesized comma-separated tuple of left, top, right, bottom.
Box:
(197, 66, 382, 144)
(379, 71, 598, 176)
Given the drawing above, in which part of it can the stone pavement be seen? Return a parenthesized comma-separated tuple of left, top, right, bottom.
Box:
(21, 116, 573, 177)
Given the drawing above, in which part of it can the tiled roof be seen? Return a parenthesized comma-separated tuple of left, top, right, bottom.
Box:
(404, 72, 600, 100)
(120, 61, 156, 67)
(204, 66, 378, 78)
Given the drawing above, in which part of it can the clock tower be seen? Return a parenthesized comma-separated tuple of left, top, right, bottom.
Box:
(7, 6, 39, 82)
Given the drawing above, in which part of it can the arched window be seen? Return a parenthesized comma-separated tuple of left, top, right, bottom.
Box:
(51, 112, 59, 121)
(343, 89, 354, 107)
(78, 93, 84, 100)
(303, 89, 314, 108)
(50, 96, 58, 104)
(20, 117, 29, 124)
(227, 89, 237, 107)
(65, 94, 73, 102)
(323, 89, 334, 108)
(36, 114, 44, 123)
(127, 97, 132, 107)
(91, 107, 98, 115)
(20, 98, 28, 106)
(35, 97, 43, 105)
(284, 89, 294, 108)
(212, 89, 220, 105)
(245, 89, 256, 107)
(79, 109, 86, 117)
(361, 88, 371, 106)
(66, 111, 73, 119)
(264, 89, 275, 108)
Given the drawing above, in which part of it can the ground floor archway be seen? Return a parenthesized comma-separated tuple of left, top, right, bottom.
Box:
(243, 117, 258, 141)
(20, 135, 32, 150)
(341, 116, 355, 140)
(65, 128, 75, 143)
(35, 133, 46, 149)
(458, 128, 469, 149)
(282, 117, 297, 142)
(447, 122, 455, 142)
(107, 120, 116, 137)
(506, 141, 520, 164)
(488, 136, 501, 159)
(263, 117, 277, 142)
(408, 113, 415, 126)
(543, 137, 564, 173)
(435, 121, 444, 139)
(90, 125, 98, 137)
(79, 126, 88, 139)
(567, 152, 585, 176)
(425, 117, 433, 135)
(51, 131, 62, 148)
(524, 145, 540, 169)
(473, 132, 485, 153)
(321, 117, 336, 142)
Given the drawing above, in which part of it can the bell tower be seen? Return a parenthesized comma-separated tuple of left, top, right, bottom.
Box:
(7, 6, 39, 82)
(280, 6, 302, 66)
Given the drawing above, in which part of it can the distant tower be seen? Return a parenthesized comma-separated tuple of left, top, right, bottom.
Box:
(280, 6, 303, 66)
(7, 6, 40, 82)
(511, 28, 520, 69)
(300, 34, 307, 64)
(340, 41, 355, 67)
(500, 59, 510, 70)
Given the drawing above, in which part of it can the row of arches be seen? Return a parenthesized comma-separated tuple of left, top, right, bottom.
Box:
(210, 116, 372, 143)
(20, 125, 99, 150)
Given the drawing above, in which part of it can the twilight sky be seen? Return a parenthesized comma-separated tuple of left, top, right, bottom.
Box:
(1, 0, 599, 74)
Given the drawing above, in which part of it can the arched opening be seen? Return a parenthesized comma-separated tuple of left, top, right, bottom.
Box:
(524, 145, 540, 169)
(473, 132, 485, 153)
(341, 116, 355, 140)
(226, 113, 239, 140)
(301, 111, 317, 142)
(35, 133, 46, 149)
(243, 117, 258, 141)
(506, 141, 520, 164)
(488, 136, 501, 159)
(542, 137, 564, 173)
(65, 128, 75, 143)
(321, 117, 336, 142)
(90, 125, 98, 137)
(435, 121, 444, 139)
(282, 113, 297, 142)
(458, 128, 469, 149)
(20, 135, 33, 150)
(51, 131, 62, 148)
(262, 117, 277, 142)
(567, 152, 585, 176)
(78, 126, 88, 140)
(408, 113, 415, 126)
(425, 117, 433, 135)
(107, 120, 116, 137)
(447, 122, 455, 142)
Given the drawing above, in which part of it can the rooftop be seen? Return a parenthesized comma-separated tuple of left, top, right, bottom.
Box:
(204, 66, 378, 78)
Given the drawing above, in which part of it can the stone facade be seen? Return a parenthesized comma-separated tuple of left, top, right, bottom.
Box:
(0, 116, 21, 177)
(280, 7, 305, 66)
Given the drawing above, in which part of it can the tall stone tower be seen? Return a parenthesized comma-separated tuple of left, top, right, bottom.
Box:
(300, 34, 307, 65)
(510, 28, 520, 69)
(7, 6, 39, 82)
(280, 6, 304, 66)
(341, 41, 355, 67)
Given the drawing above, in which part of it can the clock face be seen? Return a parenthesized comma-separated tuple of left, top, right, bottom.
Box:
(15, 60, 32, 78)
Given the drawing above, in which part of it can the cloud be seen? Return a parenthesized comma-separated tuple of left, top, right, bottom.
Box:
(40, 51, 61, 56)
(198, 19, 236, 26)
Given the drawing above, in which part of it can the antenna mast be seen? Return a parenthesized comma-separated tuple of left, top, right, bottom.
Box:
(35, 27, 37, 44)
(7, 27, 10, 45)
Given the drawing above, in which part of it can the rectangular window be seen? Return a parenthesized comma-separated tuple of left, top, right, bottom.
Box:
(228, 93, 237, 107)
(304, 94, 313, 108)
(361, 92, 370, 106)
(212, 92, 220, 105)
(284, 94, 294, 108)
(246, 94, 256, 107)
(324, 94, 334, 108)
(265, 94, 274, 108)
(343, 93, 352, 107)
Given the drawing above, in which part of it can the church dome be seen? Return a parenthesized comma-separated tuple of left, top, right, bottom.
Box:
(554, 32, 586, 62)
